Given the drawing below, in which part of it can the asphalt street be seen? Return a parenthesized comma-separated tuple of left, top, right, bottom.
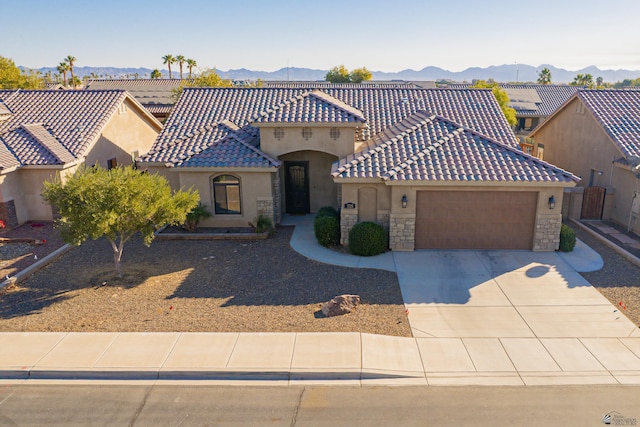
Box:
(0, 384, 638, 426)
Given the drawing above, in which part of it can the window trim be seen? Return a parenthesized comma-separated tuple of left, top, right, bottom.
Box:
(212, 174, 242, 215)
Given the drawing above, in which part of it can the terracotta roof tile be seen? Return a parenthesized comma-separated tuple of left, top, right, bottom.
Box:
(332, 112, 578, 183)
(578, 89, 640, 158)
(0, 89, 132, 166)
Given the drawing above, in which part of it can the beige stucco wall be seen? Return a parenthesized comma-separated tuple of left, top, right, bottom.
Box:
(338, 181, 568, 251)
(279, 151, 338, 213)
(178, 170, 275, 228)
(145, 165, 182, 190)
(533, 98, 640, 233)
(259, 125, 357, 159)
(0, 98, 161, 226)
(85, 99, 160, 169)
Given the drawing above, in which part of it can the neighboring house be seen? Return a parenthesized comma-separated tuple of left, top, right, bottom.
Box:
(262, 81, 436, 89)
(0, 89, 162, 227)
(529, 89, 640, 234)
(444, 83, 580, 135)
(44, 83, 65, 90)
(139, 86, 577, 251)
(85, 79, 193, 121)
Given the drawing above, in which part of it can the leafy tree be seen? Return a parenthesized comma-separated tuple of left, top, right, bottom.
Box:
(150, 69, 162, 79)
(42, 165, 199, 278)
(176, 55, 185, 79)
(0, 56, 43, 89)
(537, 68, 552, 85)
(472, 80, 517, 127)
(65, 55, 77, 88)
(349, 67, 372, 83)
(186, 58, 197, 79)
(613, 77, 640, 88)
(162, 54, 175, 79)
(325, 65, 351, 83)
(171, 68, 233, 102)
(325, 65, 373, 83)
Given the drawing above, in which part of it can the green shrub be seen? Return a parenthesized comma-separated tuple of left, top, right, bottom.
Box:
(183, 202, 211, 232)
(559, 224, 576, 252)
(317, 206, 340, 220)
(255, 214, 274, 235)
(348, 221, 388, 256)
(314, 215, 340, 247)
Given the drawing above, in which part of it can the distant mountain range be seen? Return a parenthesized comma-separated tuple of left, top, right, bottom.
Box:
(28, 64, 640, 84)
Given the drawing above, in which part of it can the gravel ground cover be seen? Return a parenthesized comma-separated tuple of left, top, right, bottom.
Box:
(0, 222, 65, 280)
(573, 225, 640, 327)
(0, 227, 412, 336)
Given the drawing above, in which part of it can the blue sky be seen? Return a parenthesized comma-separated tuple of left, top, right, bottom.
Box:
(3, 0, 639, 72)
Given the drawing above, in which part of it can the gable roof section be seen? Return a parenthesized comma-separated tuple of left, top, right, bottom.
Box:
(577, 89, 640, 158)
(152, 86, 516, 152)
(0, 89, 156, 167)
(21, 123, 76, 164)
(142, 120, 239, 164)
(177, 127, 280, 169)
(250, 89, 366, 124)
(332, 111, 578, 183)
(85, 79, 190, 106)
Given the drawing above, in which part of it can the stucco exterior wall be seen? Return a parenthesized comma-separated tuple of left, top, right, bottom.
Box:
(178, 170, 275, 228)
(85, 99, 159, 169)
(259, 125, 357, 159)
(145, 166, 182, 190)
(533, 98, 640, 233)
(279, 151, 338, 213)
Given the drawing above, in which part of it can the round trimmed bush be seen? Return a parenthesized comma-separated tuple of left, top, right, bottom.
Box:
(559, 224, 576, 252)
(314, 215, 340, 247)
(317, 206, 340, 220)
(348, 221, 388, 256)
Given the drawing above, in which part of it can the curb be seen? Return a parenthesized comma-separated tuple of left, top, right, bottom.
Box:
(0, 244, 74, 290)
(570, 219, 640, 268)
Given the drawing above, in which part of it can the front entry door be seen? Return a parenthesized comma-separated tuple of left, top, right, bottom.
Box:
(285, 161, 310, 214)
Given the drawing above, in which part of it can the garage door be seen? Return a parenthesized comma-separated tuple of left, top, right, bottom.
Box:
(415, 191, 537, 250)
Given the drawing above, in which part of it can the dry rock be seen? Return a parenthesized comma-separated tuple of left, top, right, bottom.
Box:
(321, 294, 360, 317)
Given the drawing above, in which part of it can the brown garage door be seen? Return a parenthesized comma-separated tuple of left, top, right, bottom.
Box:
(415, 191, 537, 250)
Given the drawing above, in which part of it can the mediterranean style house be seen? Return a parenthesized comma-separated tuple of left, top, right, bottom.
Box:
(138, 86, 578, 251)
(529, 89, 640, 235)
(0, 89, 162, 227)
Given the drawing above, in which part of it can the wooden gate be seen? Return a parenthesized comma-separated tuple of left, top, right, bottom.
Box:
(581, 186, 606, 220)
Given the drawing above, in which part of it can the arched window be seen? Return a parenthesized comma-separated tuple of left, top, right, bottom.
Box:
(213, 175, 241, 214)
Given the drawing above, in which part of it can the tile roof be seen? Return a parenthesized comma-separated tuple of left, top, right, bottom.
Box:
(332, 111, 578, 183)
(262, 81, 423, 89)
(250, 89, 366, 124)
(578, 89, 640, 158)
(85, 79, 191, 110)
(0, 89, 153, 168)
(144, 86, 517, 170)
(443, 84, 580, 116)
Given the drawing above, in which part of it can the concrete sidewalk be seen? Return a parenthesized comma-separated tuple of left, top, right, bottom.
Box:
(2, 331, 640, 386)
(1, 215, 639, 386)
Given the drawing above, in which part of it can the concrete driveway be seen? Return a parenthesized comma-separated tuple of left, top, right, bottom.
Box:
(395, 249, 638, 339)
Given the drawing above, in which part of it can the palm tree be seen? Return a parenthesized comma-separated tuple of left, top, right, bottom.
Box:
(57, 61, 70, 87)
(186, 58, 197, 79)
(176, 55, 185, 79)
(162, 54, 175, 79)
(537, 68, 552, 85)
(65, 55, 77, 88)
(150, 69, 162, 79)
(572, 73, 594, 88)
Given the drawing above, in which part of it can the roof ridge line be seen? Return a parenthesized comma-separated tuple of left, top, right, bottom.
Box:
(21, 123, 76, 164)
(334, 112, 437, 176)
(251, 91, 313, 122)
(383, 123, 465, 180)
(234, 135, 281, 167)
(308, 89, 366, 121)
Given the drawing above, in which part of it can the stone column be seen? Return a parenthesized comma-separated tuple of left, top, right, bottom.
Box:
(389, 214, 415, 251)
(340, 211, 358, 246)
(533, 214, 562, 251)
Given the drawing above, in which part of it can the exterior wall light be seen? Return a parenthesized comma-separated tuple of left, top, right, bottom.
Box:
(401, 195, 408, 209)
(548, 195, 556, 210)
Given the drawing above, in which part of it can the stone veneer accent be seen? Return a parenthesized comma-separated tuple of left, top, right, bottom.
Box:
(377, 212, 390, 231)
(389, 214, 415, 250)
(340, 212, 358, 246)
(533, 214, 562, 251)
(0, 200, 18, 229)
(256, 197, 274, 224)
(271, 172, 281, 224)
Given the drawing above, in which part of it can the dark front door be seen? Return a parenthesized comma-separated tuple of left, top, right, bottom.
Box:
(285, 161, 310, 214)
